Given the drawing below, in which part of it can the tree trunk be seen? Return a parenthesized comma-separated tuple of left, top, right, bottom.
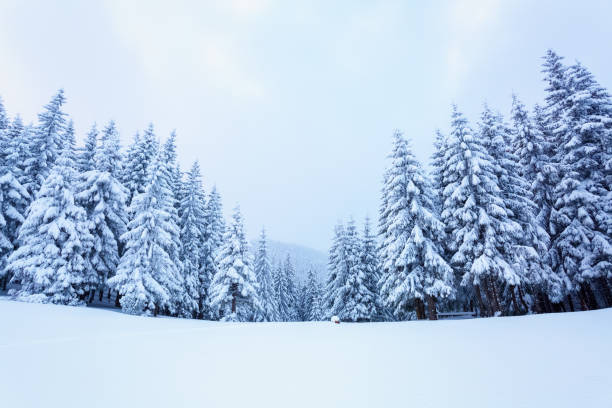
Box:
(597, 277, 612, 307)
(474, 284, 488, 317)
(517, 286, 529, 314)
(578, 287, 589, 311)
(542, 294, 553, 314)
(567, 294, 575, 312)
(427, 295, 437, 320)
(510, 286, 521, 315)
(114, 293, 121, 307)
(414, 298, 423, 320)
(1, 276, 7, 291)
(584, 284, 599, 310)
(489, 277, 502, 315)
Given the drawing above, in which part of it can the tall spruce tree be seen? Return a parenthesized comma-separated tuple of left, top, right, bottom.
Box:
(360, 217, 381, 320)
(178, 161, 207, 318)
(160, 133, 188, 316)
(511, 97, 565, 310)
(283, 254, 298, 321)
(0, 119, 30, 290)
(478, 105, 547, 314)
(304, 269, 323, 321)
(273, 259, 290, 321)
(23, 90, 67, 197)
(208, 206, 261, 321)
(77, 124, 98, 173)
(254, 228, 278, 321)
(340, 217, 377, 322)
(440, 107, 520, 316)
(108, 153, 183, 316)
(75, 121, 128, 302)
(121, 124, 159, 207)
(547, 59, 612, 309)
(379, 131, 453, 320)
(7, 146, 94, 304)
(324, 222, 347, 319)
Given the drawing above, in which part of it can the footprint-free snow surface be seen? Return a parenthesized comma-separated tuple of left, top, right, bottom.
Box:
(1, 300, 610, 408)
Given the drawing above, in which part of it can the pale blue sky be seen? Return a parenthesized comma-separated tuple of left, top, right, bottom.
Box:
(1, 0, 611, 251)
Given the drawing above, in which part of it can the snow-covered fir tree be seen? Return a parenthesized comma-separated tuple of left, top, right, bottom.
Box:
(360, 217, 381, 320)
(273, 259, 290, 320)
(23, 90, 67, 197)
(254, 228, 278, 321)
(283, 254, 298, 320)
(121, 124, 159, 207)
(178, 161, 207, 318)
(0, 96, 8, 132)
(379, 131, 453, 320)
(75, 121, 128, 302)
(0, 121, 30, 290)
(77, 124, 98, 173)
(3, 116, 29, 188)
(324, 222, 347, 319)
(196, 185, 226, 317)
(439, 107, 520, 316)
(304, 269, 323, 321)
(6, 145, 94, 304)
(338, 217, 377, 322)
(208, 206, 261, 322)
(511, 97, 565, 310)
(546, 57, 612, 310)
(108, 153, 183, 316)
(478, 105, 550, 314)
(205, 186, 225, 253)
(160, 132, 189, 316)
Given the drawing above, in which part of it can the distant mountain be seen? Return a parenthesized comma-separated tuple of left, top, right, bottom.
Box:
(249, 240, 328, 284)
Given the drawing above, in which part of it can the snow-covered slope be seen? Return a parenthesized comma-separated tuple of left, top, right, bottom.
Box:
(1, 299, 610, 408)
(250, 239, 328, 283)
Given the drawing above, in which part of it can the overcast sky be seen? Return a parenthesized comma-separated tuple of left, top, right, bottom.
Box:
(1, 0, 611, 251)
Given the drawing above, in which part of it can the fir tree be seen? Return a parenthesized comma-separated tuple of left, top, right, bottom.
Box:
(95, 121, 122, 177)
(548, 59, 612, 309)
(479, 105, 548, 314)
(379, 132, 453, 320)
(160, 132, 187, 315)
(75, 121, 128, 302)
(440, 107, 520, 316)
(324, 222, 347, 319)
(208, 206, 261, 321)
(337, 218, 377, 322)
(6, 146, 93, 305)
(108, 153, 183, 316)
(254, 228, 278, 321)
(77, 124, 98, 173)
(511, 97, 565, 309)
(122, 124, 159, 207)
(360, 217, 381, 320)
(305, 269, 323, 321)
(273, 259, 290, 321)
(23, 89, 67, 197)
(283, 254, 298, 320)
(178, 161, 207, 318)
(0, 151, 30, 290)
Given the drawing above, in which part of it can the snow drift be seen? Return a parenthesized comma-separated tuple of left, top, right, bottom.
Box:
(0, 299, 610, 408)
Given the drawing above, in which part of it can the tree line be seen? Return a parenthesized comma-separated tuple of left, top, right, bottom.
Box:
(324, 50, 612, 321)
(0, 90, 323, 321)
(1, 49, 610, 323)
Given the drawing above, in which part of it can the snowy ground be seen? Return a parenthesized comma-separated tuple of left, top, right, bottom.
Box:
(1, 299, 610, 408)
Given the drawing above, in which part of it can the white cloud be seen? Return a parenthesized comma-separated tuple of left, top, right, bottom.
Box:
(103, 0, 266, 100)
(445, 0, 504, 88)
